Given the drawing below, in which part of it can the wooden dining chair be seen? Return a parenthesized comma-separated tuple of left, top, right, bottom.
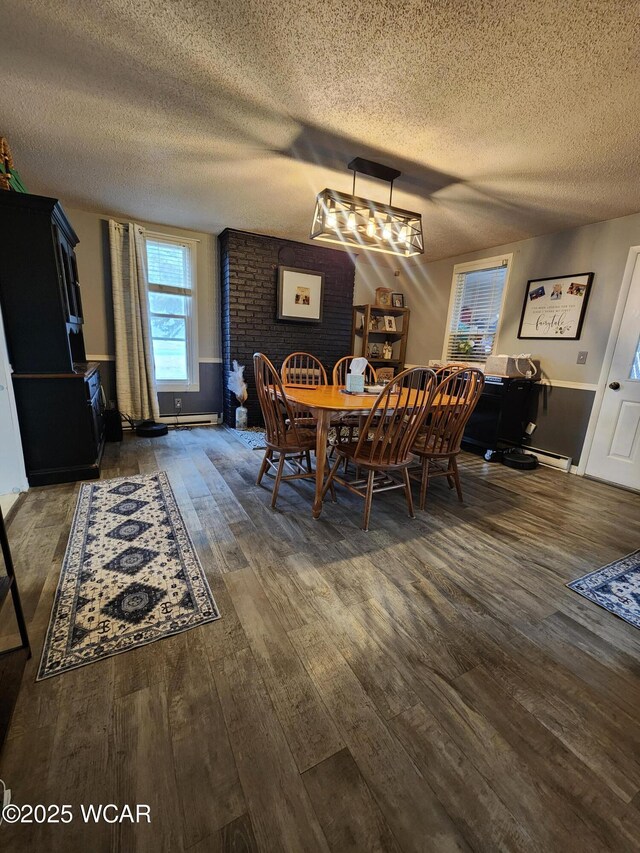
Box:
(321, 367, 438, 530)
(281, 352, 328, 386)
(332, 356, 377, 386)
(281, 352, 328, 426)
(331, 356, 378, 444)
(253, 353, 333, 509)
(410, 367, 485, 510)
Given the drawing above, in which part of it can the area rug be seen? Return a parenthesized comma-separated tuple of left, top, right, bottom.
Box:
(567, 549, 640, 629)
(37, 472, 220, 680)
(225, 425, 267, 450)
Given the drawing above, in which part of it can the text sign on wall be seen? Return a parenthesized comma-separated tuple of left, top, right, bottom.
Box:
(518, 272, 594, 340)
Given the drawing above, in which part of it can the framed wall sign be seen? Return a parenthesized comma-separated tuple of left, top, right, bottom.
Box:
(277, 266, 324, 323)
(518, 272, 594, 339)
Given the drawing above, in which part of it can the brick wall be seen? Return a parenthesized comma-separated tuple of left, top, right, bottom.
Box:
(220, 229, 356, 426)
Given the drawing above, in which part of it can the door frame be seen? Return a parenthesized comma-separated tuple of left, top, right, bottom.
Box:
(579, 244, 640, 477)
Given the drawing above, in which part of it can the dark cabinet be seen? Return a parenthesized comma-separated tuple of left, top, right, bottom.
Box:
(0, 192, 104, 486)
(462, 376, 536, 457)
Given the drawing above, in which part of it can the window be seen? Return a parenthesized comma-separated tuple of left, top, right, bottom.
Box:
(145, 233, 198, 392)
(443, 254, 512, 363)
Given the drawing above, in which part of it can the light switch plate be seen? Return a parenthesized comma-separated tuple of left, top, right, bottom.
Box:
(577, 351, 588, 364)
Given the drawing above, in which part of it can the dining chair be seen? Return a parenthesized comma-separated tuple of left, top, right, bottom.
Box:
(281, 351, 328, 427)
(331, 356, 379, 444)
(332, 356, 377, 386)
(321, 367, 438, 531)
(281, 352, 328, 386)
(410, 367, 485, 510)
(253, 353, 333, 509)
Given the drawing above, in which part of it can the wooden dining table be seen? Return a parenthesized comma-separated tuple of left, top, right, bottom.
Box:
(282, 383, 422, 519)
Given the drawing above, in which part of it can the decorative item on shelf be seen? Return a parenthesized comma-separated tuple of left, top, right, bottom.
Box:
(369, 343, 380, 359)
(310, 157, 424, 258)
(277, 266, 324, 323)
(369, 314, 382, 331)
(391, 292, 405, 308)
(228, 359, 248, 429)
(375, 286, 393, 307)
(383, 315, 397, 332)
(0, 137, 27, 192)
(382, 340, 393, 360)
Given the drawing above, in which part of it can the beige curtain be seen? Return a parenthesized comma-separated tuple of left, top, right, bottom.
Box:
(109, 220, 160, 421)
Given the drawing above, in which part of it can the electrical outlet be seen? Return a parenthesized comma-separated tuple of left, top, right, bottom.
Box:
(577, 351, 588, 364)
(174, 397, 182, 412)
(525, 422, 537, 435)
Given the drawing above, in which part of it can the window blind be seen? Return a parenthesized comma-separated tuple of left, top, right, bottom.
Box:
(445, 264, 508, 362)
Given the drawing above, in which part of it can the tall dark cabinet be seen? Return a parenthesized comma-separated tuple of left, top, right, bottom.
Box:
(0, 192, 104, 486)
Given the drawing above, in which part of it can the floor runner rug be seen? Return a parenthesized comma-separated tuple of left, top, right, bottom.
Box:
(38, 472, 220, 679)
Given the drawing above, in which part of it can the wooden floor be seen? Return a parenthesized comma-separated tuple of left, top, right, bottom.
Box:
(1, 426, 640, 852)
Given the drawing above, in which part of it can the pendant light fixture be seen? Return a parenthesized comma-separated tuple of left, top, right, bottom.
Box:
(310, 158, 424, 257)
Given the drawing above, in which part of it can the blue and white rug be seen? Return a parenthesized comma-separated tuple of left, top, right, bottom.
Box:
(567, 549, 640, 629)
(38, 472, 220, 680)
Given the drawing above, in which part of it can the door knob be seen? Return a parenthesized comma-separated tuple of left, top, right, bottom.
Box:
(609, 381, 621, 390)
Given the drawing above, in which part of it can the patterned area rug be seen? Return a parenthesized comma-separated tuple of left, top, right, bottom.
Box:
(38, 472, 220, 680)
(225, 425, 267, 450)
(568, 549, 640, 629)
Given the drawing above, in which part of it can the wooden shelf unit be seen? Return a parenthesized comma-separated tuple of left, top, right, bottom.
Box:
(351, 304, 410, 375)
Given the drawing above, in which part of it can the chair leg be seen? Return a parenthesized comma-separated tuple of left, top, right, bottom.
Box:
(419, 457, 429, 511)
(322, 455, 342, 500)
(271, 453, 287, 509)
(324, 457, 337, 501)
(256, 448, 272, 485)
(305, 449, 312, 472)
(402, 467, 415, 519)
(450, 455, 463, 502)
(362, 469, 375, 531)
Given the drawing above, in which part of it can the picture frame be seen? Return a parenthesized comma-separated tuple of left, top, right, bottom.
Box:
(518, 272, 594, 339)
(383, 315, 397, 332)
(277, 266, 324, 324)
(391, 292, 405, 308)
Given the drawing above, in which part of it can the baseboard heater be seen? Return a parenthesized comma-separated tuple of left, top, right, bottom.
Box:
(123, 413, 221, 429)
(528, 446, 572, 472)
(157, 413, 221, 426)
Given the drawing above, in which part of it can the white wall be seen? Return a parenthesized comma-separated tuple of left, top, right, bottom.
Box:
(0, 304, 28, 497)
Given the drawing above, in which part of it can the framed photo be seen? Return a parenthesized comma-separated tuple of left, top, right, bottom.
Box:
(277, 266, 324, 323)
(383, 315, 397, 332)
(391, 292, 405, 308)
(518, 272, 594, 339)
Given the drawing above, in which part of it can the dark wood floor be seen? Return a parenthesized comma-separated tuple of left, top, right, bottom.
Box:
(1, 426, 640, 852)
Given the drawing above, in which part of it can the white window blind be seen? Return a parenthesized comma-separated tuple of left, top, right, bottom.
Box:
(444, 260, 510, 363)
(145, 235, 198, 389)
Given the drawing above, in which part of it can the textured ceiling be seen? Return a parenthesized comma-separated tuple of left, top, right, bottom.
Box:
(2, 0, 639, 260)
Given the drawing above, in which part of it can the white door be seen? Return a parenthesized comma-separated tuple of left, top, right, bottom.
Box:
(586, 250, 640, 490)
(0, 304, 28, 497)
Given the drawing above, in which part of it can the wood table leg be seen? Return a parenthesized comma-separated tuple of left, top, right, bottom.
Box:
(312, 409, 331, 519)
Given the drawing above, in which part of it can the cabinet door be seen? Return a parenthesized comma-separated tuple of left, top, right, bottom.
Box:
(53, 227, 81, 323)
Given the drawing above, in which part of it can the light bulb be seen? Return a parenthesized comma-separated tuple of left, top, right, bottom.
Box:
(399, 225, 408, 244)
(347, 211, 356, 231)
(366, 217, 376, 238)
(382, 220, 392, 240)
(326, 208, 337, 229)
